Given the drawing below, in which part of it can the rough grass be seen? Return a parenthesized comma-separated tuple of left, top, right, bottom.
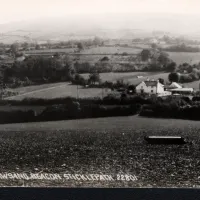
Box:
(6, 83, 111, 100)
(0, 116, 200, 187)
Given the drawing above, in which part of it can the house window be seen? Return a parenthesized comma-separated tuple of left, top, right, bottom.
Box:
(141, 86, 143, 89)
(151, 90, 153, 93)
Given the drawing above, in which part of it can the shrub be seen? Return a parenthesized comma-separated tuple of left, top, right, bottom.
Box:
(192, 96, 200, 102)
(0, 110, 35, 124)
(103, 94, 121, 105)
(38, 101, 81, 121)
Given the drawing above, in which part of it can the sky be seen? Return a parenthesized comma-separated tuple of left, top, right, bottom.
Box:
(0, 0, 200, 24)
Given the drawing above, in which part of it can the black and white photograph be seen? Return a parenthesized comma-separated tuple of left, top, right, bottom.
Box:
(0, 0, 200, 188)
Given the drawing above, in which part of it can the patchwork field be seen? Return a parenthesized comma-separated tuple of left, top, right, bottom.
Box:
(24, 45, 200, 67)
(0, 116, 200, 187)
(25, 46, 143, 55)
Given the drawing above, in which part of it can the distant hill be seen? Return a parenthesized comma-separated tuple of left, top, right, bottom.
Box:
(1, 13, 200, 43)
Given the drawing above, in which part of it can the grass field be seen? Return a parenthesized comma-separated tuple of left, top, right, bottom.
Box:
(6, 83, 111, 100)
(24, 48, 76, 54)
(168, 52, 200, 65)
(82, 72, 156, 82)
(6, 72, 160, 100)
(24, 45, 200, 66)
(82, 46, 142, 54)
(25, 46, 142, 55)
(6, 71, 200, 101)
(0, 116, 200, 187)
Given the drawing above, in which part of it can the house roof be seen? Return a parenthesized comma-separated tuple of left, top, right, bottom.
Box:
(144, 81, 158, 87)
(170, 88, 193, 92)
(168, 82, 182, 89)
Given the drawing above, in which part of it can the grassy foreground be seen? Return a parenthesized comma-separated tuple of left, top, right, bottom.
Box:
(0, 116, 200, 187)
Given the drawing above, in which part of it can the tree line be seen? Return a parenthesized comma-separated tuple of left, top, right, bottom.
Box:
(168, 62, 200, 83)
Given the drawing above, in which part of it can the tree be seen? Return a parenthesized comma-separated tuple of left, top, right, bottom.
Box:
(77, 42, 84, 51)
(158, 78, 165, 85)
(141, 49, 151, 61)
(93, 36, 103, 46)
(168, 72, 180, 83)
(22, 42, 29, 50)
(73, 73, 87, 85)
(88, 72, 100, 85)
(35, 44, 40, 50)
(157, 52, 170, 65)
(10, 43, 19, 57)
(65, 62, 76, 81)
(166, 62, 177, 72)
(180, 74, 193, 83)
(100, 56, 109, 62)
(62, 55, 76, 81)
(127, 85, 136, 94)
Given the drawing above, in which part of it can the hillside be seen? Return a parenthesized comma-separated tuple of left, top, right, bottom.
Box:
(1, 13, 200, 43)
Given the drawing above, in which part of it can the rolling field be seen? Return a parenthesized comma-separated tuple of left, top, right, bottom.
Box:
(0, 116, 200, 187)
(6, 72, 160, 100)
(6, 71, 200, 101)
(24, 48, 76, 54)
(6, 83, 111, 100)
(168, 52, 200, 65)
(25, 46, 142, 55)
(82, 72, 156, 82)
(73, 54, 137, 64)
(24, 45, 200, 66)
(82, 46, 142, 54)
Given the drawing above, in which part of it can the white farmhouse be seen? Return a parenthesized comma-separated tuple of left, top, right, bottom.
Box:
(136, 80, 166, 95)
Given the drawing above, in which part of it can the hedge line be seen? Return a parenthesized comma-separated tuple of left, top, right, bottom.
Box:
(0, 103, 141, 124)
(139, 103, 200, 120)
(0, 95, 152, 106)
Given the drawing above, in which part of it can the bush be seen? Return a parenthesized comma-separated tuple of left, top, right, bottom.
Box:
(139, 99, 200, 120)
(37, 101, 81, 121)
(71, 74, 87, 85)
(103, 94, 121, 105)
(192, 96, 200, 101)
(79, 104, 139, 118)
(0, 110, 35, 124)
(2, 90, 18, 98)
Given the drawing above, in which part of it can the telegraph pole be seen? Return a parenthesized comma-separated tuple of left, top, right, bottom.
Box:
(199, 83, 200, 94)
(102, 87, 104, 99)
(0, 71, 4, 100)
(77, 84, 79, 100)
